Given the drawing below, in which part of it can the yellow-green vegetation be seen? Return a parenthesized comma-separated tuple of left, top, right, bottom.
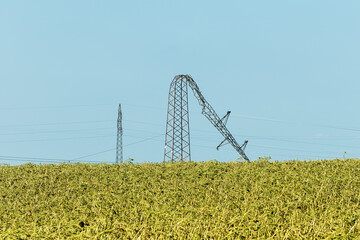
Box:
(1, 159, 360, 239)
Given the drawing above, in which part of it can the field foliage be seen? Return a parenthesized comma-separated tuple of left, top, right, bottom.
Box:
(1, 159, 360, 239)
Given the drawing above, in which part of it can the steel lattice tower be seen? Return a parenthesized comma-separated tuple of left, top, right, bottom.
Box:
(116, 104, 123, 163)
(164, 76, 191, 162)
(164, 75, 250, 162)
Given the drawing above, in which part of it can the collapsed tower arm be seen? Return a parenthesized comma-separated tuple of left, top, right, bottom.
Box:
(184, 75, 250, 162)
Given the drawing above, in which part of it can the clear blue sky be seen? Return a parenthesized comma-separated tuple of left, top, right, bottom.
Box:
(1, 1, 359, 165)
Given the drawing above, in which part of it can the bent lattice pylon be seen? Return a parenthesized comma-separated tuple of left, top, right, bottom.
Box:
(164, 75, 250, 163)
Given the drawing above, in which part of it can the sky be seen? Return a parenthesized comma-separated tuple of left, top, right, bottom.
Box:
(0, 1, 360, 165)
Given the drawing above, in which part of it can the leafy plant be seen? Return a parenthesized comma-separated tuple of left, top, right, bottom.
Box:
(1, 159, 360, 238)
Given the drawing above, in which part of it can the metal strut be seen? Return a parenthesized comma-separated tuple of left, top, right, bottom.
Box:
(216, 111, 231, 150)
(164, 75, 250, 162)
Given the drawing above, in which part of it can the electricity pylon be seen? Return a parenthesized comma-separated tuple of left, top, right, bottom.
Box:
(164, 75, 250, 162)
(116, 104, 123, 163)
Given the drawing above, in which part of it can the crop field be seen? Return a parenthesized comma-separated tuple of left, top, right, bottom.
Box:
(1, 159, 360, 239)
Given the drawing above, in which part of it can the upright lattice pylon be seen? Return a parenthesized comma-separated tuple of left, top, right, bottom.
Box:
(164, 75, 191, 162)
(116, 104, 123, 163)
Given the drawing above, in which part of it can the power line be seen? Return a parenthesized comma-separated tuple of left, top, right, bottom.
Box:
(0, 127, 114, 136)
(0, 103, 359, 162)
(0, 158, 66, 164)
(72, 148, 116, 161)
(119, 134, 346, 160)
(71, 134, 165, 161)
(124, 134, 164, 147)
(1, 101, 359, 133)
(0, 120, 113, 128)
(0, 121, 356, 158)
(232, 114, 360, 132)
(0, 134, 349, 165)
(123, 104, 360, 134)
(125, 118, 360, 139)
(1, 116, 359, 137)
(0, 103, 116, 110)
(0, 102, 164, 111)
(0, 153, 120, 164)
(0, 155, 104, 164)
(1, 120, 359, 143)
(188, 135, 351, 155)
(0, 135, 116, 143)
(0, 125, 164, 136)
(0, 157, 108, 164)
(236, 135, 360, 149)
(0, 133, 165, 144)
(0, 155, 70, 162)
(139, 137, 340, 160)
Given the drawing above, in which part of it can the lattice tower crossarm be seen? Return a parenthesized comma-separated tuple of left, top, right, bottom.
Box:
(164, 75, 250, 162)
